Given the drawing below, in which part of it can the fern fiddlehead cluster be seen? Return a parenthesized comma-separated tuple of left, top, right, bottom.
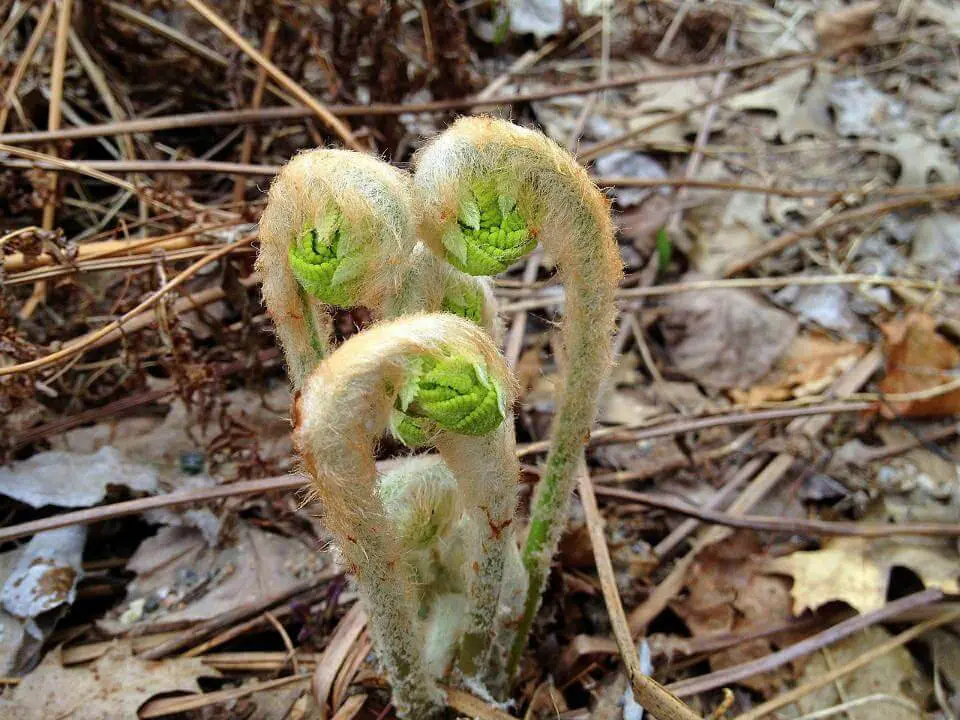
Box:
(258, 117, 623, 718)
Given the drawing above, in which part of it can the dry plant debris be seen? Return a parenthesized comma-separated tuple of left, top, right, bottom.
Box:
(0, 0, 959, 717)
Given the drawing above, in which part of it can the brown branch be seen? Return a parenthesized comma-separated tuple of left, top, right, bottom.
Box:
(0, 52, 808, 146)
(723, 186, 960, 276)
(668, 588, 944, 698)
(595, 486, 960, 538)
(578, 471, 703, 720)
(180, 0, 361, 151)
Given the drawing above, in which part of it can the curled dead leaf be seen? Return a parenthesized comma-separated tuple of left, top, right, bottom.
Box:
(879, 313, 960, 417)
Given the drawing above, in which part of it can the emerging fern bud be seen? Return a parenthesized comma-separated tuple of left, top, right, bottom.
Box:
(398, 354, 505, 437)
(414, 117, 623, 684)
(258, 149, 418, 386)
(442, 180, 537, 275)
(294, 313, 520, 719)
(378, 455, 462, 551)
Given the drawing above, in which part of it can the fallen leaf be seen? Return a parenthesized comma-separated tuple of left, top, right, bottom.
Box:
(0, 446, 158, 508)
(878, 312, 960, 417)
(768, 536, 960, 615)
(814, 2, 879, 52)
(0, 641, 218, 720)
(507, 0, 563, 39)
(732, 333, 865, 406)
(0, 527, 86, 674)
(99, 520, 328, 634)
(53, 385, 293, 489)
(910, 213, 960, 278)
(661, 284, 798, 391)
(690, 192, 772, 274)
(795, 627, 929, 719)
(864, 133, 960, 187)
(673, 532, 797, 696)
(826, 78, 906, 138)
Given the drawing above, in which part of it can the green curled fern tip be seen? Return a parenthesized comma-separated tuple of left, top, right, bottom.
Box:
(441, 282, 485, 325)
(399, 354, 505, 437)
(442, 181, 536, 275)
(389, 409, 437, 448)
(288, 212, 366, 309)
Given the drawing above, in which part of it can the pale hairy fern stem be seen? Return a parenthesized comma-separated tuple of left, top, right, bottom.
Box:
(414, 116, 623, 688)
(293, 314, 519, 719)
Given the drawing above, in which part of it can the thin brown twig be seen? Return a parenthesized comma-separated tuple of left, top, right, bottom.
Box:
(723, 187, 960, 276)
(6, 156, 959, 207)
(595, 486, 960, 537)
(730, 607, 960, 718)
(139, 674, 312, 718)
(578, 471, 704, 720)
(517, 400, 875, 458)
(181, 0, 361, 151)
(0, 0, 55, 133)
(232, 17, 278, 206)
(0, 51, 813, 146)
(0, 236, 253, 376)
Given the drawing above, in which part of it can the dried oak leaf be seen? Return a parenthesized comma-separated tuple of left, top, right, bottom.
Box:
(814, 2, 878, 52)
(673, 532, 798, 696)
(731, 332, 865, 406)
(0, 641, 218, 720)
(795, 626, 929, 719)
(878, 312, 960, 417)
(661, 286, 797, 391)
(768, 536, 960, 615)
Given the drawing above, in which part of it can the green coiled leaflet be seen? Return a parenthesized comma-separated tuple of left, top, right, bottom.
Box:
(442, 181, 536, 276)
(288, 211, 366, 308)
(392, 354, 505, 448)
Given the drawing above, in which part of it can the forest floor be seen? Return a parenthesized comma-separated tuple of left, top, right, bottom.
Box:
(1, 0, 959, 718)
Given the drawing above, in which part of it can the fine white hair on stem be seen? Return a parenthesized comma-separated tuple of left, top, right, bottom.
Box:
(413, 116, 622, 687)
(293, 313, 519, 718)
(258, 148, 419, 388)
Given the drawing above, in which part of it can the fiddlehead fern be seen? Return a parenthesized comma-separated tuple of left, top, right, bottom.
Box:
(258, 148, 419, 387)
(414, 116, 623, 683)
(294, 313, 519, 717)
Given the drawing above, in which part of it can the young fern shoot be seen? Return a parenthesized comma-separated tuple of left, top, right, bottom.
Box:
(294, 313, 520, 718)
(258, 148, 419, 387)
(414, 117, 623, 681)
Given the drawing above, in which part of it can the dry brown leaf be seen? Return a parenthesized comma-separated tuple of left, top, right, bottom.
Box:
(0, 641, 217, 720)
(814, 2, 879, 52)
(732, 333, 866, 406)
(795, 626, 929, 719)
(661, 285, 798, 391)
(673, 532, 797, 696)
(879, 312, 960, 417)
(768, 536, 960, 615)
(864, 133, 960, 187)
(99, 521, 327, 634)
